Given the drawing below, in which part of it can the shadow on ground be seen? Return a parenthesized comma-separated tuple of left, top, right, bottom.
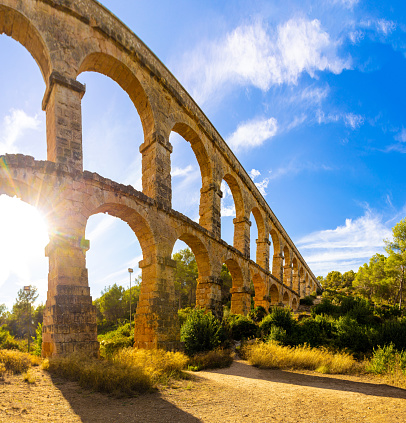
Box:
(49, 374, 201, 423)
(195, 359, 406, 400)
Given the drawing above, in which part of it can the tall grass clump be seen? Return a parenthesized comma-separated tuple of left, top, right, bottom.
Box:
(243, 342, 357, 374)
(0, 349, 35, 374)
(44, 352, 153, 396)
(113, 348, 188, 384)
(187, 348, 234, 371)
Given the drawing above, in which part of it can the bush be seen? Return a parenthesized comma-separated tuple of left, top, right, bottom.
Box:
(32, 323, 42, 357)
(187, 348, 234, 371)
(0, 349, 34, 374)
(0, 326, 19, 350)
(249, 306, 267, 323)
(178, 307, 194, 326)
(228, 314, 257, 341)
(181, 309, 221, 356)
(311, 298, 337, 316)
(300, 296, 314, 306)
(260, 307, 295, 338)
(266, 326, 288, 343)
(98, 322, 134, 358)
(334, 315, 371, 354)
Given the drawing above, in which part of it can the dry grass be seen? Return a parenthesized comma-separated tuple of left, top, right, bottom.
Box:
(187, 348, 234, 371)
(43, 348, 189, 396)
(113, 348, 189, 385)
(243, 342, 358, 374)
(0, 349, 38, 374)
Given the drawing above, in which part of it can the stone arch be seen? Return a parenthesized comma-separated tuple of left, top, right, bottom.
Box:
(171, 122, 211, 185)
(292, 297, 298, 310)
(225, 258, 250, 316)
(223, 173, 244, 220)
(77, 52, 155, 139)
(251, 206, 267, 266)
(0, 5, 51, 82)
(224, 258, 244, 290)
(88, 202, 156, 258)
(269, 283, 280, 305)
(175, 232, 211, 278)
(270, 228, 281, 255)
(283, 245, 291, 265)
(292, 257, 299, 292)
(282, 291, 290, 306)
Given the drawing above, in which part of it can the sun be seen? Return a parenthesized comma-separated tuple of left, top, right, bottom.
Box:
(0, 195, 49, 306)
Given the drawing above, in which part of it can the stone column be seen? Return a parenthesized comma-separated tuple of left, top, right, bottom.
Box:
(139, 132, 172, 209)
(283, 264, 293, 288)
(230, 286, 251, 316)
(233, 216, 251, 258)
(292, 270, 299, 293)
(199, 183, 222, 238)
(42, 71, 85, 172)
(256, 238, 270, 270)
(195, 276, 222, 319)
(42, 234, 98, 357)
(253, 294, 270, 311)
(272, 254, 284, 282)
(134, 255, 181, 350)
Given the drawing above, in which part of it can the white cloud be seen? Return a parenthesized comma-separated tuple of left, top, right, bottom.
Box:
(344, 113, 364, 129)
(395, 128, 406, 143)
(175, 18, 350, 106)
(0, 109, 41, 154)
(221, 204, 236, 217)
(268, 159, 333, 181)
(297, 211, 392, 276)
(249, 169, 261, 180)
(332, 0, 360, 9)
(226, 117, 278, 151)
(359, 19, 397, 36)
(255, 178, 269, 196)
(172, 165, 194, 177)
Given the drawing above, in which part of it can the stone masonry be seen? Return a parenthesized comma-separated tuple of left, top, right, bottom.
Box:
(0, 0, 321, 357)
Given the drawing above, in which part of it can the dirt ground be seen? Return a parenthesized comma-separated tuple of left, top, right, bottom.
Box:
(1, 359, 406, 423)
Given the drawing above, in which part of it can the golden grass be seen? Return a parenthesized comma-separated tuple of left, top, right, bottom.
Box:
(0, 349, 36, 374)
(243, 342, 357, 374)
(44, 348, 189, 396)
(113, 348, 188, 384)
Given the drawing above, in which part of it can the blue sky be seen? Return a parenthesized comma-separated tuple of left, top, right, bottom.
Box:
(1, 0, 406, 310)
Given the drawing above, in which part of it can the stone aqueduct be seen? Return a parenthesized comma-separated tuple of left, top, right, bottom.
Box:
(0, 0, 321, 356)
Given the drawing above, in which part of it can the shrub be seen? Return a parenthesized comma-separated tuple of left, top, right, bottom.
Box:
(178, 307, 194, 326)
(0, 349, 33, 374)
(32, 323, 42, 357)
(334, 315, 371, 354)
(98, 322, 134, 358)
(311, 298, 337, 316)
(266, 326, 288, 343)
(181, 308, 221, 356)
(0, 326, 19, 350)
(249, 306, 267, 323)
(260, 307, 295, 338)
(187, 348, 234, 371)
(228, 314, 257, 341)
(300, 296, 314, 306)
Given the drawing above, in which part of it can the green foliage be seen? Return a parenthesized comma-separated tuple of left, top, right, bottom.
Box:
(367, 344, 406, 375)
(228, 314, 257, 341)
(266, 326, 288, 343)
(98, 322, 134, 359)
(32, 323, 42, 357)
(334, 315, 371, 354)
(177, 307, 194, 326)
(0, 325, 19, 350)
(173, 248, 198, 309)
(180, 309, 221, 356)
(260, 307, 295, 338)
(300, 296, 314, 306)
(249, 306, 267, 323)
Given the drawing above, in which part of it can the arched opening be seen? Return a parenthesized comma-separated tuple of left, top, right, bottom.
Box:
(270, 228, 281, 278)
(171, 234, 211, 311)
(0, 195, 49, 331)
(283, 245, 291, 287)
(220, 262, 233, 311)
(292, 257, 299, 292)
(292, 297, 298, 310)
(85, 212, 144, 328)
(221, 174, 244, 250)
(299, 268, 305, 297)
(282, 291, 290, 307)
(170, 125, 206, 221)
(250, 211, 259, 261)
(0, 29, 46, 160)
(77, 71, 143, 188)
(269, 284, 280, 306)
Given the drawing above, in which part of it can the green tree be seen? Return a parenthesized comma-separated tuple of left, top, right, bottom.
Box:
(342, 270, 356, 288)
(0, 304, 7, 325)
(322, 271, 343, 290)
(384, 217, 406, 308)
(173, 248, 198, 309)
(220, 264, 232, 306)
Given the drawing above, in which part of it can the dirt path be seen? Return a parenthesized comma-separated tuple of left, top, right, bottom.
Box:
(1, 360, 406, 422)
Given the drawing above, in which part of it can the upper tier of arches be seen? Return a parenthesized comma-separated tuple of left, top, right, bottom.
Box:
(0, 0, 320, 293)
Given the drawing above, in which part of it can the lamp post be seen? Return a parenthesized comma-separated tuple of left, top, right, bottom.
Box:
(24, 285, 31, 352)
(128, 268, 133, 328)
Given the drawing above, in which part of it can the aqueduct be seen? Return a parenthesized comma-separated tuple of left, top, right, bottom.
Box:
(0, 0, 321, 356)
